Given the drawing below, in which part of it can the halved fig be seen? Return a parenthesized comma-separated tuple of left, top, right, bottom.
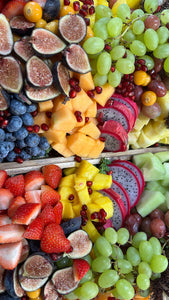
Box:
(14, 36, 35, 62)
(26, 56, 53, 88)
(18, 266, 48, 292)
(52, 267, 79, 294)
(24, 81, 60, 102)
(61, 217, 82, 236)
(0, 87, 10, 111)
(31, 28, 66, 57)
(22, 253, 54, 279)
(43, 280, 59, 300)
(67, 230, 92, 259)
(10, 16, 35, 36)
(0, 13, 13, 55)
(52, 61, 70, 97)
(15, 92, 32, 105)
(4, 267, 24, 298)
(59, 14, 87, 44)
(0, 56, 23, 93)
(43, 0, 60, 22)
(0, 266, 5, 294)
(63, 44, 91, 74)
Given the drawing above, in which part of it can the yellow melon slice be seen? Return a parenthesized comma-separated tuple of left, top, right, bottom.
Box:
(33, 111, 51, 133)
(42, 128, 66, 143)
(78, 121, 100, 139)
(70, 89, 93, 113)
(74, 72, 95, 92)
(85, 100, 97, 118)
(93, 83, 114, 106)
(51, 139, 74, 157)
(51, 106, 77, 131)
(87, 139, 105, 158)
(38, 100, 53, 112)
(67, 132, 95, 157)
(53, 94, 73, 112)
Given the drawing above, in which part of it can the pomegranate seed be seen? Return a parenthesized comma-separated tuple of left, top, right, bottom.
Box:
(21, 297, 27, 300)
(130, 95, 136, 101)
(50, 253, 59, 260)
(73, 1, 80, 11)
(79, 8, 88, 16)
(89, 5, 95, 14)
(80, 210, 87, 217)
(100, 137, 106, 142)
(166, 23, 169, 30)
(91, 212, 98, 220)
(107, 170, 112, 175)
(0, 111, 4, 117)
(69, 78, 79, 87)
(84, 17, 90, 26)
(85, 117, 89, 123)
(95, 86, 102, 94)
(14, 147, 21, 154)
(68, 194, 74, 200)
(4, 110, 10, 117)
(75, 111, 81, 116)
(69, 89, 77, 98)
(82, 204, 87, 211)
(33, 124, 40, 133)
(141, 65, 148, 72)
(15, 156, 24, 164)
(46, 111, 52, 118)
(65, 246, 73, 253)
(74, 155, 82, 162)
(31, 110, 38, 117)
(88, 187, 92, 194)
(2, 119, 8, 128)
(74, 85, 81, 92)
(124, 74, 129, 80)
(97, 112, 103, 123)
(81, 218, 88, 226)
(106, 99, 114, 106)
(87, 180, 93, 187)
(104, 44, 112, 51)
(156, 5, 161, 12)
(76, 115, 83, 122)
(101, 218, 107, 225)
(100, 208, 107, 218)
(25, 125, 33, 132)
(41, 123, 49, 131)
(128, 91, 135, 97)
(165, 231, 169, 238)
(87, 90, 95, 98)
(154, 143, 159, 147)
(64, 0, 70, 4)
(123, 52, 127, 58)
(0, 116, 4, 122)
(97, 124, 102, 130)
(137, 59, 145, 65)
(111, 66, 115, 72)
(81, 4, 88, 10)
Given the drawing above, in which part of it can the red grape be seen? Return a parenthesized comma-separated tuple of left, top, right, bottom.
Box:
(144, 15, 160, 30)
(150, 208, 164, 220)
(124, 214, 140, 236)
(140, 217, 151, 236)
(164, 211, 169, 228)
(150, 218, 166, 238)
(154, 58, 164, 73)
(148, 80, 167, 97)
(141, 102, 161, 119)
(134, 85, 143, 103)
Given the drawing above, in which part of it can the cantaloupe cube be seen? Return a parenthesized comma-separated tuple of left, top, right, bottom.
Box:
(58, 186, 78, 204)
(61, 201, 75, 219)
(77, 186, 91, 205)
(67, 133, 95, 157)
(82, 220, 101, 242)
(51, 140, 74, 157)
(93, 83, 114, 106)
(87, 139, 105, 158)
(51, 106, 77, 131)
(78, 121, 100, 139)
(85, 100, 97, 118)
(53, 94, 73, 112)
(76, 160, 99, 180)
(70, 89, 93, 113)
(92, 173, 112, 190)
(74, 72, 95, 92)
(59, 174, 76, 187)
(33, 112, 51, 133)
(38, 100, 53, 112)
(42, 128, 66, 143)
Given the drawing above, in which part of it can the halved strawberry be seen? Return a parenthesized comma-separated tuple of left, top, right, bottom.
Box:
(12, 203, 41, 225)
(41, 189, 61, 208)
(73, 259, 90, 281)
(54, 201, 63, 225)
(0, 170, 7, 188)
(0, 224, 25, 243)
(23, 216, 44, 240)
(0, 188, 13, 210)
(25, 190, 41, 204)
(41, 184, 54, 192)
(5, 174, 25, 197)
(2, 0, 26, 19)
(8, 196, 26, 218)
(0, 214, 11, 226)
(24, 170, 45, 192)
(0, 0, 6, 12)
(40, 204, 56, 226)
(42, 165, 62, 189)
(0, 241, 23, 270)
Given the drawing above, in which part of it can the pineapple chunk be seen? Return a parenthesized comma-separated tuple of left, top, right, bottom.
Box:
(58, 186, 78, 205)
(90, 191, 104, 202)
(74, 176, 86, 191)
(93, 196, 113, 219)
(82, 220, 101, 242)
(72, 203, 82, 216)
(133, 112, 150, 131)
(61, 201, 75, 219)
(76, 160, 99, 180)
(87, 203, 101, 218)
(77, 186, 91, 205)
(63, 167, 77, 176)
(92, 173, 112, 190)
(59, 174, 75, 187)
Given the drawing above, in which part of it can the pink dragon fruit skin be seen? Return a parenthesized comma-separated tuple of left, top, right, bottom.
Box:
(111, 180, 130, 215)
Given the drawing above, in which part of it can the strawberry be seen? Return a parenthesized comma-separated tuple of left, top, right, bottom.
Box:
(0, 241, 23, 270)
(23, 216, 44, 240)
(40, 204, 56, 226)
(53, 201, 63, 225)
(42, 165, 62, 189)
(2, 0, 26, 19)
(25, 190, 41, 204)
(0, 0, 6, 12)
(24, 170, 45, 192)
(0, 170, 7, 188)
(8, 196, 26, 218)
(0, 224, 25, 243)
(41, 189, 61, 208)
(41, 184, 54, 192)
(0, 214, 11, 226)
(40, 223, 71, 253)
(12, 203, 41, 225)
(73, 259, 90, 281)
(5, 174, 25, 197)
(0, 188, 13, 210)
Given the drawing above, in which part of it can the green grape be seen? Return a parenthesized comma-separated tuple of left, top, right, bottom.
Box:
(149, 237, 162, 255)
(130, 40, 146, 56)
(74, 287, 87, 300)
(80, 269, 93, 284)
(138, 55, 154, 70)
(151, 272, 161, 280)
(126, 247, 141, 266)
(150, 254, 168, 273)
(98, 269, 119, 288)
(65, 291, 79, 300)
(110, 45, 126, 61)
(92, 256, 111, 273)
(157, 26, 169, 44)
(83, 37, 105, 55)
(97, 51, 112, 75)
(90, 59, 98, 75)
(111, 244, 124, 260)
(144, 0, 158, 13)
(95, 236, 112, 256)
(138, 261, 152, 278)
(132, 232, 147, 248)
(79, 282, 99, 300)
(93, 73, 107, 86)
(136, 33, 145, 43)
(139, 241, 153, 263)
(114, 259, 133, 274)
(108, 69, 122, 87)
(110, 38, 120, 48)
(125, 272, 135, 284)
(95, 5, 113, 19)
(104, 227, 118, 244)
(107, 17, 123, 37)
(93, 17, 110, 40)
(160, 9, 169, 25)
(115, 58, 135, 74)
(137, 274, 150, 291)
(131, 9, 145, 19)
(153, 44, 169, 58)
(93, 243, 100, 257)
(126, 49, 135, 64)
(123, 29, 136, 42)
(83, 255, 92, 266)
(132, 20, 145, 35)
(164, 56, 169, 72)
(111, 288, 124, 300)
(116, 3, 131, 22)
(117, 227, 129, 245)
(144, 28, 159, 51)
(116, 279, 135, 300)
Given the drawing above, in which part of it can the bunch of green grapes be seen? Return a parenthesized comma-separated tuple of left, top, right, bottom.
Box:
(83, 0, 169, 88)
(66, 227, 168, 300)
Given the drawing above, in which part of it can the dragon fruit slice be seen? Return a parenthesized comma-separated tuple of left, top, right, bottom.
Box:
(111, 160, 145, 193)
(100, 189, 126, 230)
(100, 120, 128, 152)
(111, 180, 130, 215)
(108, 163, 141, 208)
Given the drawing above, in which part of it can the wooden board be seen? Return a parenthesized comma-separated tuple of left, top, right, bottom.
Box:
(1, 146, 169, 175)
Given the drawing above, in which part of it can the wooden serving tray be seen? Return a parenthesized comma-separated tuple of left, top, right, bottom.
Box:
(1, 146, 169, 175)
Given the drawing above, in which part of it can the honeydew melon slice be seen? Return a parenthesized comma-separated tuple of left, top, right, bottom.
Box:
(145, 181, 167, 194)
(159, 163, 169, 187)
(141, 155, 166, 182)
(132, 152, 154, 169)
(136, 190, 165, 217)
(154, 151, 169, 163)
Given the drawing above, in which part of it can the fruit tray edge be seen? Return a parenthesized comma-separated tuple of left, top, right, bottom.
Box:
(1, 146, 169, 176)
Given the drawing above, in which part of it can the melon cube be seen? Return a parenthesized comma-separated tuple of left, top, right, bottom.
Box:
(61, 201, 75, 219)
(77, 186, 91, 205)
(92, 173, 112, 190)
(58, 186, 78, 205)
(93, 83, 114, 106)
(141, 155, 166, 182)
(59, 174, 76, 187)
(85, 100, 97, 118)
(38, 100, 53, 112)
(42, 128, 66, 143)
(136, 190, 165, 217)
(70, 89, 93, 113)
(132, 152, 154, 168)
(76, 160, 99, 180)
(75, 113, 85, 128)
(82, 220, 101, 242)
(33, 112, 51, 133)
(159, 163, 169, 187)
(67, 133, 95, 157)
(78, 121, 101, 139)
(52, 94, 73, 111)
(146, 181, 167, 194)
(74, 72, 95, 92)
(155, 151, 169, 163)
(51, 107, 77, 131)
(87, 139, 105, 158)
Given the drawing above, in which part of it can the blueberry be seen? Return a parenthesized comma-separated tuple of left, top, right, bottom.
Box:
(0, 129, 5, 142)
(26, 146, 41, 156)
(26, 103, 38, 113)
(39, 136, 50, 150)
(6, 116, 23, 132)
(10, 99, 27, 115)
(25, 133, 40, 147)
(38, 149, 46, 157)
(21, 113, 34, 126)
(0, 143, 9, 158)
(5, 133, 16, 142)
(4, 141, 15, 152)
(14, 127, 28, 140)
(6, 151, 17, 162)
(20, 150, 31, 161)
(16, 139, 27, 149)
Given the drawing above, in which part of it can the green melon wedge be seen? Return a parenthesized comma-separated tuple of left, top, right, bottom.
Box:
(132, 152, 154, 168)
(155, 151, 169, 163)
(141, 155, 166, 182)
(136, 190, 165, 217)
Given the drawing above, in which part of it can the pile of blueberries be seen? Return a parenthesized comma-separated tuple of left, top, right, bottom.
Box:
(0, 96, 50, 163)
